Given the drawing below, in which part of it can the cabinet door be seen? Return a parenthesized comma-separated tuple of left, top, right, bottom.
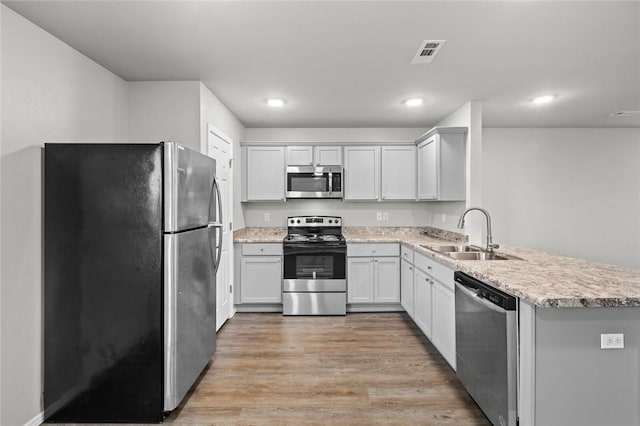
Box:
(344, 146, 380, 200)
(413, 268, 432, 338)
(245, 147, 285, 201)
(347, 257, 374, 303)
(381, 145, 416, 201)
(374, 257, 400, 302)
(286, 146, 313, 166)
(314, 146, 342, 166)
(401, 259, 415, 317)
(240, 256, 282, 303)
(432, 279, 456, 369)
(417, 136, 438, 200)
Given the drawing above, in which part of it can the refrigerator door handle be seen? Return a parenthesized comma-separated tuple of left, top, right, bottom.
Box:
(214, 176, 223, 227)
(208, 177, 223, 274)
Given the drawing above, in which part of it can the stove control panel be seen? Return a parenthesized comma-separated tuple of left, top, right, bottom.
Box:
(288, 216, 341, 227)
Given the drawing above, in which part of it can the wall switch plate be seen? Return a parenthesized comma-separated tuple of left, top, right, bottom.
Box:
(376, 212, 382, 221)
(601, 333, 624, 349)
(382, 212, 389, 221)
(264, 212, 270, 222)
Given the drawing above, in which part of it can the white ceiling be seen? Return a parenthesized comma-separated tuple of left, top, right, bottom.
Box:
(4, 0, 640, 128)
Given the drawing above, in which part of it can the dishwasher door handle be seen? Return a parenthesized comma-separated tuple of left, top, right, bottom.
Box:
(455, 282, 510, 315)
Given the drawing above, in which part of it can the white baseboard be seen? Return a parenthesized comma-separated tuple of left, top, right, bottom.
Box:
(347, 303, 404, 313)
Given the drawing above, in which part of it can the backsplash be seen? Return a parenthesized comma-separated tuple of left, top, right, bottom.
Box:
(242, 200, 466, 231)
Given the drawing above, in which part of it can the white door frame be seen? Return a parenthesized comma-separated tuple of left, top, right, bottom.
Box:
(207, 123, 235, 330)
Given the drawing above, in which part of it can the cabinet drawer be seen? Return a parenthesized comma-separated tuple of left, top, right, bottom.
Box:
(241, 243, 283, 256)
(348, 243, 399, 257)
(414, 252, 454, 287)
(400, 245, 414, 263)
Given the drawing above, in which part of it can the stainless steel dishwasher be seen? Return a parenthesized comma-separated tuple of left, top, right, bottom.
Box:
(454, 271, 517, 426)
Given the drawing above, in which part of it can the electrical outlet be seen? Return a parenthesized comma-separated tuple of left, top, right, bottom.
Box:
(376, 212, 382, 221)
(264, 212, 270, 222)
(601, 333, 624, 349)
(382, 212, 389, 221)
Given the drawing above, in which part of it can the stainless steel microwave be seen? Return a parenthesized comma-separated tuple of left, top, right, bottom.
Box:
(286, 166, 343, 199)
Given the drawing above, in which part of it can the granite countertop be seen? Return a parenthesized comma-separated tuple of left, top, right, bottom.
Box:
(234, 227, 640, 308)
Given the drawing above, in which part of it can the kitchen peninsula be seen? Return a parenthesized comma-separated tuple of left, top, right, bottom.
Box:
(234, 226, 640, 426)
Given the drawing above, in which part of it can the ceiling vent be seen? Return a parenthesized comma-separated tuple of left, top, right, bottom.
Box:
(411, 40, 446, 64)
(609, 111, 640, 117)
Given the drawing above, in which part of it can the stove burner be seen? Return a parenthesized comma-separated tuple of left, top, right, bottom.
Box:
(285, 234, 344, 243)
(284, 216, 345, 245)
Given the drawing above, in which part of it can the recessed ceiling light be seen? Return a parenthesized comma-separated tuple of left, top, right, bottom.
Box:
(532, 94, 556, 104)
(405, 98, 424, 107)
(266, 98, 284, 107)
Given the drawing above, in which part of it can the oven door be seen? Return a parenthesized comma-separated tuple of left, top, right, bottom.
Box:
(283, 243, 346, 281)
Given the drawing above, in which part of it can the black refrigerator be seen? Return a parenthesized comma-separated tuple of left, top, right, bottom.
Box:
(44, 142, 222, 422)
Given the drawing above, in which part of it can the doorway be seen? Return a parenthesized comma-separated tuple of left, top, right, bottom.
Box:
(207, 124, 233, 331)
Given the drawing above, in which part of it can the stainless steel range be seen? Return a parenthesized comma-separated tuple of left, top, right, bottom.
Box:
(283, 216, 346, 315)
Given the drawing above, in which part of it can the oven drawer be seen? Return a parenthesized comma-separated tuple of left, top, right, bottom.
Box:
(283, 279, 346, 292)
(283, 292, 346, 315)
(242, 243, 283, 256)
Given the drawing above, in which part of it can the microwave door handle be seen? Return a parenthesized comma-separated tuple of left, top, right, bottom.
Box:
(329, 171, 333, 195)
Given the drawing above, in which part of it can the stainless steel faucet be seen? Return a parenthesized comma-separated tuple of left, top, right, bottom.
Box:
(457, 207, 500, 253)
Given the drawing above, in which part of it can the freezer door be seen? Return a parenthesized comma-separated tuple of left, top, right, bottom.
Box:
(164, 142, 217, 232)
(164, 227, 217, 411)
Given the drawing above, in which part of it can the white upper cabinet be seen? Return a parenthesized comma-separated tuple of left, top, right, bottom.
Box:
(286, 146, 313, 166)
(286, 145, 342, 166)
(381, 145, 417, 201)
(416, 127, 466, 201)
(343, 146, 380, 200)
(242, 146, 285, 201)
(313, 146, 342, 166)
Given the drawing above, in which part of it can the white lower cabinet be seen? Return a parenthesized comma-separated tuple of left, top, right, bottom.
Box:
(347, 243, 400, 304)
(402, 249, 457, 369)
(400, 259, 415, 317)
(374, 257, 401, 302)
(347, 257, 400, 303)
(413, 267, 433, 338)
(347, 257, 375, 303)
(432, 279, 456, 369)
(238, 244, 282, 304)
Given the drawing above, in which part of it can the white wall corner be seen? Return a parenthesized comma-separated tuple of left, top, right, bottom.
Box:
(435, 101, 484, 244)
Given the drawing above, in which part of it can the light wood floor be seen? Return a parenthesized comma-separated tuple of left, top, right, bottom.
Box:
(165, 312, 490, 426)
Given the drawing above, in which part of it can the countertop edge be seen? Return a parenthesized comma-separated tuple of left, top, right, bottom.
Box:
(234, 227, 640, 309)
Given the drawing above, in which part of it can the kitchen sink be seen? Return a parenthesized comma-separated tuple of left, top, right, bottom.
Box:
(422, 244, 520, 261)
(445, 251, 513, 261)
(421, 244, 481, 253)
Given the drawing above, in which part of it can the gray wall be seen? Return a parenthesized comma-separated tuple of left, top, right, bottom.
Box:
(0, 6, 129, 425)
(535, 306, 640, 425)
(128, 81, 201, 151)
(483, 128, 640, 269)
